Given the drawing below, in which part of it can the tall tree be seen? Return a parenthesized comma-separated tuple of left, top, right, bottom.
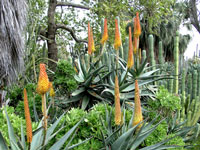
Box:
(187, 0, 200, 34)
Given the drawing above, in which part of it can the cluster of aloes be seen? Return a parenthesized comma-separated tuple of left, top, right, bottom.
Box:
(87, 13, 143, 128)
(113, 13, 143, 129)
(0, 63, 88, 150)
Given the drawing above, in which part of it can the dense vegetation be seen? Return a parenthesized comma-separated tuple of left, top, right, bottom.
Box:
(0, 0, 200, 150)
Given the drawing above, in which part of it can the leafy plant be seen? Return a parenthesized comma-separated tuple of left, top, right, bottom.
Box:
(5, 85, 23, 107)
(148, 86, 182, 117)
(15, 94, 42, 120)
(99, 104, 184, 150)
(0, 106, 89, 150)
(54, 59, 77, 95)
(64, 56, 110, 110)
(0, 106, 38, 146)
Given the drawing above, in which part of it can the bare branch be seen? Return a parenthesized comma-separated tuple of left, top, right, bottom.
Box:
(56, 24, 87, 43)
(56, 2, 90, 10)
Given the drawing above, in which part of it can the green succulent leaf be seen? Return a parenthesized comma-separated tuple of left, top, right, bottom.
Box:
(0, 132, 8, 150)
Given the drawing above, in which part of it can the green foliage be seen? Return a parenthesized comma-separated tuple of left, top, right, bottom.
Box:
(145, 121, 186, 149)
(54, 59, 77, 95)
(6, 85, 23, 107)
(15, 94, 42, 120)
(148, 86, 181, 117)
(52, 103, 115, 149)
(0, 106, 38, 146)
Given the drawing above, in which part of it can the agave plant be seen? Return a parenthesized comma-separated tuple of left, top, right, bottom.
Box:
(0, 107, 91, 150)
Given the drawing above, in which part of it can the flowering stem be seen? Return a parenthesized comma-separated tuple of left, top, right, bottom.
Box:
(28, 143, 31, 150)
(42, 94, 47, 148)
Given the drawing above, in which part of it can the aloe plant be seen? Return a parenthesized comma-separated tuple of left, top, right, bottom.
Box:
(64, 55, 111, 110)
(100, 105, 183, 150)
(0, 107, 90, 150)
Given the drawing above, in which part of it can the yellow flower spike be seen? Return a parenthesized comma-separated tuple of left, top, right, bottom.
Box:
(90, 27, 95, 53)
(127, 27, 134, 69)
(132, 80, 143, 129)
(88, 22, 92, 55)
(114, 19, 121, 50)
(23, 88, 32, 143)
(114, 75, 121, 125)
(36, 64, 50, 95)
(134, 12, 141, 38)
(49, 82, 55, 97)
(101, 19, 108, 45)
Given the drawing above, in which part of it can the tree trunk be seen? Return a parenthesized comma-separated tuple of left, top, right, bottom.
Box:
(47, 0, 58, 72)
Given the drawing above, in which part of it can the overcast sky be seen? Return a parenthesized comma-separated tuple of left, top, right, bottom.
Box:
(183, 26, 200, 59)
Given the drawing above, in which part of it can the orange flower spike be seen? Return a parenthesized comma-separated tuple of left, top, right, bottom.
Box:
(88, 22, 92, 55)
(36, 64, 50, 95)
(90, 27, 95, 53)
(49, 82, 55, 97)
(114, 19, 121, 50)
(101, 19, 108, 44)
(114, 75, 121, 125)
(127, 27, 134, 69)
(132, 80, 143, 128)
(133, 37, 138, 55)
(134, 12, 141, 38)
(23, 88, 33, 143)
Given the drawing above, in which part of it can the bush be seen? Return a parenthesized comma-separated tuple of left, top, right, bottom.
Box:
(54, 59, 77, 95)
(144, 121, 186, 150)
(6, 85, 23, 107)
(147, 86, 182, 118)
(0, 106, 38, 146)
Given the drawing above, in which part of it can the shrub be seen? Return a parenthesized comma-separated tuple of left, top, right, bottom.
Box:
(54, 59, 77, 95)
(147, 86, 182, 118)
(0, 106, 38, 146)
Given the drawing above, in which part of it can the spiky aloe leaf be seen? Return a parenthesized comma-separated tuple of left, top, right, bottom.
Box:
(81, 96, 90, 110)
(72, 87, 85, 96)
(0, 132, 8, 150)
(49, 118, 83, 150)
(130, 119, 164, 149)
(66, 137, 93, 150)
(4, 108, 20, 150)
(45, 112, 66, 144)
(111, 127, 136, 150)
(140, 135, 179, 150)
(21, 122, 26, 149)
(31, 121, 43, 150)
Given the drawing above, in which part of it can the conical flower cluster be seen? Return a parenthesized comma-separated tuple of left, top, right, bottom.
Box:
(88, 22, 95, 55)
(132, 80, 143, 128)
(134, 12, 141, 38)
(101, 19, 108, 45)
(114, 19, 121, 50)
(114, 75, 121, 125)
(36, 64, 50, 95)
(23, 88, 32, 143)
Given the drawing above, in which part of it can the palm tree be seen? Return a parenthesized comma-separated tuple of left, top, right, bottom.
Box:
(0, 0, 27, 85)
